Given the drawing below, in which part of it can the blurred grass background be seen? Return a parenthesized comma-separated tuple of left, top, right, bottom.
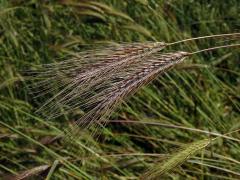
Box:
(0, 0, 240, 179)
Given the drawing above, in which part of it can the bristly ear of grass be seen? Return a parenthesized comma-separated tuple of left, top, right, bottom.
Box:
(141, 139, 210, 179)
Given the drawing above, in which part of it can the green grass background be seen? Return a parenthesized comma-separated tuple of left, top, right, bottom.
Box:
(0, 0, 240, 179)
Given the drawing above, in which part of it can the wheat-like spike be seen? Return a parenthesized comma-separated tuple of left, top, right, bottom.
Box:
(64, 52, 188, 139)
(29, 42, 166, 119)
(25, 33, 240, 139)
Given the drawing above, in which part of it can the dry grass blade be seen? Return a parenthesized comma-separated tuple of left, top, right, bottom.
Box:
(4, 165, 50, 180)
(140, 139, 210, 180)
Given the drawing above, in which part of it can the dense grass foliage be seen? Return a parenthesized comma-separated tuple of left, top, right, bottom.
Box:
(0, 0, 239, 179)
